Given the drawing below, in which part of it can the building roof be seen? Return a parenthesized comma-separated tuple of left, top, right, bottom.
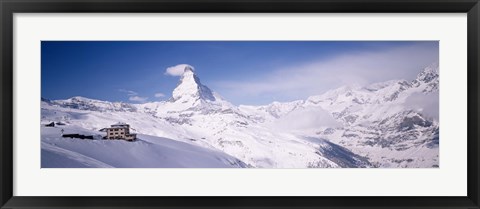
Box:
(112, 122, 128, 125)
(102, 127, 127, 130)
(111, 122, 130, 128)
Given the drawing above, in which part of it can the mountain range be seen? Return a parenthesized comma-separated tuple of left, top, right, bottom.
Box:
(41, 63, 439, 168)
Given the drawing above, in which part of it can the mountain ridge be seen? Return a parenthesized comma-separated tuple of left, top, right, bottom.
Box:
(42, 62, 439, 168)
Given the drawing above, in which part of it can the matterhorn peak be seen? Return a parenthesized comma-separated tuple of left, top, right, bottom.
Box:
(171, 65, 216, 103)
(183, 65, 194, 73)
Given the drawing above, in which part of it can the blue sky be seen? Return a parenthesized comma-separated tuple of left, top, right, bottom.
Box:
(41, 41, 438, 105)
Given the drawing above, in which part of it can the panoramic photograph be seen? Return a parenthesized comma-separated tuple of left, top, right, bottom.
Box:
(41, 41, 439, 168)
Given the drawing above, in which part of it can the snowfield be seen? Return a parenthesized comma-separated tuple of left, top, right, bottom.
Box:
(42, 125, 247, 168)
(41, 63, 439, 168)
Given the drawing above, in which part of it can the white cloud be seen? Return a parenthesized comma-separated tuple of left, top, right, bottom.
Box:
(272, 107, 340, 130)
(154, 93, 165, 98)
(214, 43, 439, 105)
(120, 89, 148, 103)
(119, 89, 138, 96)
(119, 89, 151, 102)
(165, 64, 195, 76)
(405, 92, 439, 121)
(129, 96, 148, 103)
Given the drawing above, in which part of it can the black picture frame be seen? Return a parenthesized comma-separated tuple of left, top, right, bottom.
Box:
(1, 0, 479, 208)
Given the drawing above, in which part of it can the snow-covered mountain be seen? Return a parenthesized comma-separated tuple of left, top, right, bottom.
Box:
(41, 63, 439, 168)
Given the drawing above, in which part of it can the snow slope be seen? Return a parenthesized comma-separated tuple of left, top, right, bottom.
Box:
(41, 125, 247, 168)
